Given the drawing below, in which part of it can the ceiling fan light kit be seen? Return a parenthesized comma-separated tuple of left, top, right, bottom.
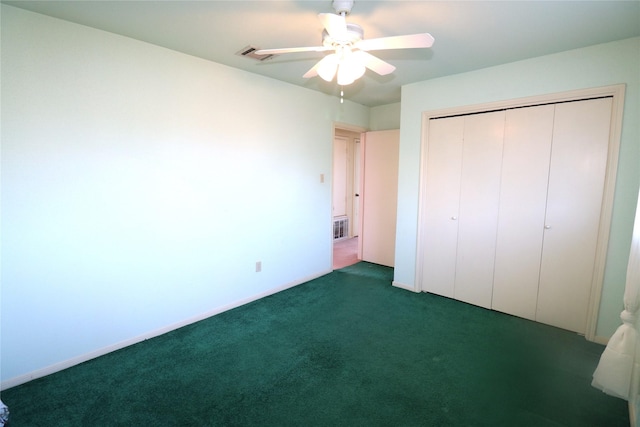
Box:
(338, 53, 366, 85)
(316, 54, 339, 81)
(255, 0, 434, 93)
(317, 47, 366, 85)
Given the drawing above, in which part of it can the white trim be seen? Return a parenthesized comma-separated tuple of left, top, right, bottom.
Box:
(333, 122, 367, 135)
(585, 85, 626, 342)
(414, 111, 433, 297)
(0, 270, 331, 391)
(629, 401, 636, 427)
(392, 280, 420, 293)
(414, 84, 626, 342)
(592, 335, 610, 346)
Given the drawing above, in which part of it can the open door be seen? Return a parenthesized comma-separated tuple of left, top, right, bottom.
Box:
(359, 129, 400, 267)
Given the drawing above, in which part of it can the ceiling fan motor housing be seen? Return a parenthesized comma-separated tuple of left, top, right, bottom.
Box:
(332, 0, 354, 15)
(322, 23, 364, 47)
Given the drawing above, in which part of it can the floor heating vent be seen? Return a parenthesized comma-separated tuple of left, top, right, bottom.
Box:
(333, 216, 349, 240)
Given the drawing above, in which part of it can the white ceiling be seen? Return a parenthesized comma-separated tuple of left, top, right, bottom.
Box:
(4, 0, 639, 107)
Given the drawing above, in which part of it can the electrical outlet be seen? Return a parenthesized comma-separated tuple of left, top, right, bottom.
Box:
(255, 261, 262, 272)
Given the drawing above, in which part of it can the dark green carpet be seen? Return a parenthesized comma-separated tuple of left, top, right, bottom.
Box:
(1, 262, 629, 426)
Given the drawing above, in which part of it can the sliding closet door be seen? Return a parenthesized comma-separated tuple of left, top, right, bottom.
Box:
(536, 98, 612, 333)
(421, 117, 464, 297)
(454, 111, 505, 309)
(492, 105, 554, 320)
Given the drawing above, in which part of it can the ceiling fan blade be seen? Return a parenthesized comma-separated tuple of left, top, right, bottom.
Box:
(353, 51, 396, 76)
(255, 46, 331, 55)
(318, 13, 347, 40)
(303, 61, 321, 78)
(357, 33, 435, 51)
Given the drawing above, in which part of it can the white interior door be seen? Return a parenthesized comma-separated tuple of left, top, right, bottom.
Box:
(536, 97, 612, 333)
(492, 105, 554, 320)
(454, 111, 505, 309)
(421, 116, 464, 298)
(360, 129, 400, 267)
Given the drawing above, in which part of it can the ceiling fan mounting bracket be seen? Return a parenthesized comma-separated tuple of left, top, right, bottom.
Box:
(332, 0, 354, 16)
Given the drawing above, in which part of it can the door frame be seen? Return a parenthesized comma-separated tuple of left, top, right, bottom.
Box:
(332, 122, 367, 268)
(414, 84, 625, 343)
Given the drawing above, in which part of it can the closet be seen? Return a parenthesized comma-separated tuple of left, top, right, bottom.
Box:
(420, 97, 613, 334)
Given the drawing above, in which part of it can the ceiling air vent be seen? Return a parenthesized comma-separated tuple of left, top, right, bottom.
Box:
(236, 45, 275, 62)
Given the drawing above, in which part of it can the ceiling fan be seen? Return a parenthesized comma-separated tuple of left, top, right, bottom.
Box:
(255, 0, 434, 86)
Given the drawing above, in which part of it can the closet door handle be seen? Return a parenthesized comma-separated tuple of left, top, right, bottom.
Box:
(451, 216, 458, 220)
(544, 225, 551, 229)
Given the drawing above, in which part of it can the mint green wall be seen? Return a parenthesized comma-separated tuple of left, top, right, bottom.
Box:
(0, 5, 369, 385)
(369, 102, 400, 130)
(394, 37, 640, 339)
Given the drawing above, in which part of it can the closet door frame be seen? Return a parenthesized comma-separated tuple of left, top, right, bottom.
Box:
(414, 84, 625, 343)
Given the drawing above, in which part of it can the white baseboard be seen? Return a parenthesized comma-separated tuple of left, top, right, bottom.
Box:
(592, 335, 610, 345)
(392, 280, 420, 293)
(1, 270, 330, 391)
(629, 400, 637, 427)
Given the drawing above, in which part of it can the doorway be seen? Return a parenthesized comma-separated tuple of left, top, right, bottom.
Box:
(333, 236, 359, 269)
(333, 126, 363, 269)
